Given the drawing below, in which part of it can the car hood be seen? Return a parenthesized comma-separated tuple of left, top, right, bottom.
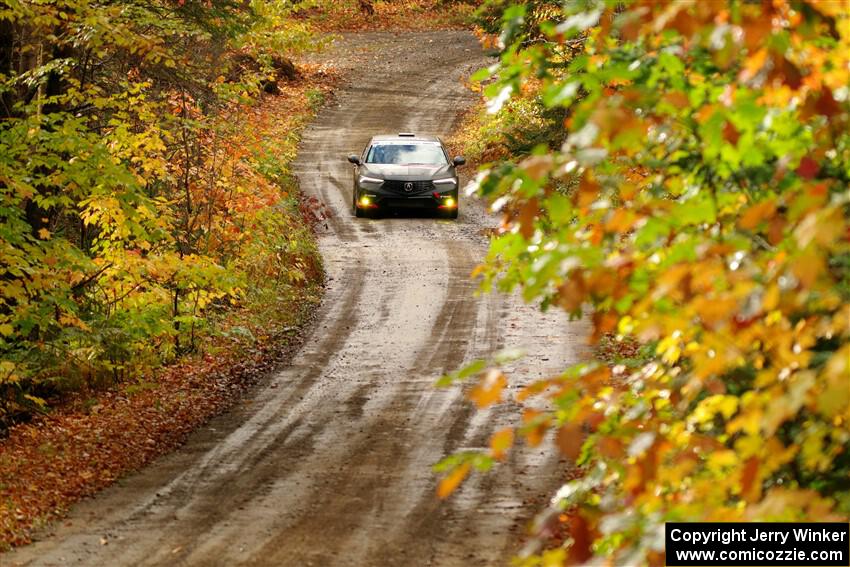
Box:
(361, 164, 453, 180)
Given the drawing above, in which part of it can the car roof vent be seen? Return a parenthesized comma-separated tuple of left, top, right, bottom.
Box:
(398, 132, 416, 137)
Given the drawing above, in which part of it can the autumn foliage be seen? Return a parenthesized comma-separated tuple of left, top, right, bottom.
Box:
(440, 1, 850, 564)
(0, 0, 324, 424)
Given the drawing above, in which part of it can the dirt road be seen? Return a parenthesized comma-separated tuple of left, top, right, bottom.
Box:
(10, 31, 588, 566)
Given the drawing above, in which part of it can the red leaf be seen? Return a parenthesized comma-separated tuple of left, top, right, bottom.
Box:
(723, 121, 740, 145)
(814, 89, 841, 118)
(795, 157, 819, 179)
(565, 514, 593, 564)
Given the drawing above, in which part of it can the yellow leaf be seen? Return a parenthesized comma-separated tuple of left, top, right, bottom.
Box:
(59, 313, 91, 331)
(38, 228, 51, 239)
(762, 438, 798, 476)
(656, 334, 682, 364)
(692, 395, 739, 427)
(791, 248, 824, 289)
(762, 284, 780, 311)
(707, 449, 737, 473)
(24, 394, 47, 408)
(437, 462, 471, 499)
(817, 346, 850, 418)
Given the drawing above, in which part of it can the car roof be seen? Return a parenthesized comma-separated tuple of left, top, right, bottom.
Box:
(369, 133, 442, 143)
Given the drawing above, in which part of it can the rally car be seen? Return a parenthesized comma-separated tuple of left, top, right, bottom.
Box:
(347, 133, 465, 219)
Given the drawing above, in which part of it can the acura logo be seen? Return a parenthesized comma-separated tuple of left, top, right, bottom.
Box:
(404, 182, 413, 192)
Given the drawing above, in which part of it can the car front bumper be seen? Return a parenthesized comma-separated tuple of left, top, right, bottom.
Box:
(355, 185, 458, 211)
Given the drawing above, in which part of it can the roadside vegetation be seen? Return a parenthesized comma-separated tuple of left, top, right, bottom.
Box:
(440, 1, 850, 564)
(0, 0, 336, 547)
(304, 0, 478, 31)
(0, 0, 328, 428)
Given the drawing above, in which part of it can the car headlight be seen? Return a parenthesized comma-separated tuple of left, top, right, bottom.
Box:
(358, 175, 383, 185)
(433, 178, 457, 186)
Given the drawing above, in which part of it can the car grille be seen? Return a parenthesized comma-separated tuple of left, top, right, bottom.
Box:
(386, 198, 435, 209)
(383, 180, 435, 193)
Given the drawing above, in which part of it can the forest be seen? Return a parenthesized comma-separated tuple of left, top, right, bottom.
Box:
(0, 0, 327, 423)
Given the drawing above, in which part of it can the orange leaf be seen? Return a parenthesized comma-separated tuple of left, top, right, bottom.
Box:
(768, 215, 786, 245)
(556, 422, 584, 460)
(605, 209, 637, 233)
(618, 8, 647, 41)
(696, 103, 719, 125)
(557, 270, 587, 313)
(668, 9, 698, 37)
(517, 379, 553, 402)
(489, 427, 515, 460)
(723, 121, 740, 145)
(522, 408, 550, 447)
(577, 174, 599, 208)
(591, 310, 619, 341)
(738, 199, 776, 230)
(437, 462, 471, 499)
(739, 48, 768, 83)
(597, 436, 625, 459)
(581, 367, 612, 394)
(468, 369, 507, 408)
(740, 457, 761, 503)
(743, 16, 773, 51)
(693, 295, 738, 329)
(663, 91, 690, 109)
(517, 198, 538, 239)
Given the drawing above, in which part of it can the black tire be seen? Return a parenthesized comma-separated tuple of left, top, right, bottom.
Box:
(441, 208, 458, 220)
(353, 190, 365, 218)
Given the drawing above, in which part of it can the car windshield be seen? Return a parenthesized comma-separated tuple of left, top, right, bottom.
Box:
(365, 142, 447, 165)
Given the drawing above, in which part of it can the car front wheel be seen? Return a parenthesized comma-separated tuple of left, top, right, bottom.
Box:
(353, 190, 366, 218)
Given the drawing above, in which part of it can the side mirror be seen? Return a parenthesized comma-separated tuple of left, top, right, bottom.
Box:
(347, 154, 361, 165)
(452, 156, 466, 167)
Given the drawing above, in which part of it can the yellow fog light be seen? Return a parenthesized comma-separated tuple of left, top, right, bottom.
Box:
(444, 197, 456, 208)
(359, 196, 371, 206)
